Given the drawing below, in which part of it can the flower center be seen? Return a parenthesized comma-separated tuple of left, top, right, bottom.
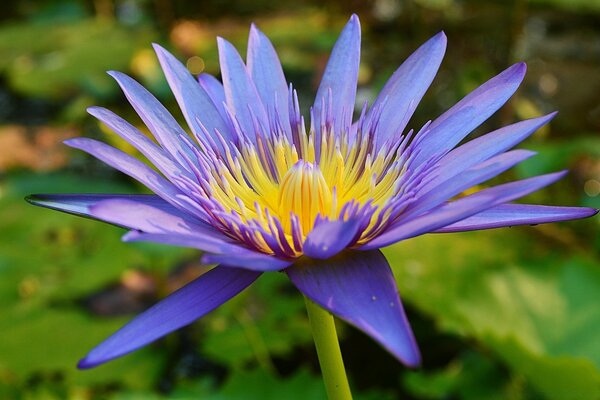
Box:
(278, 160, 334, 234)
(197, 120, 414, 257)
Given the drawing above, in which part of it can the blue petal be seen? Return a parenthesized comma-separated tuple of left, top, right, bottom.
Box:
(201, 250, 292, 272)
(26, 194, 171, 220)
(303, 219, 362, 259)
(218, 37, 269, 142)
(435, 204, 598, 232)
(363, 171, 567, 249)
(413, 62, 527, 166)
(64, 138, 181, 201)
(107, 71, 197, 164)
(198, 73, 226, 107)
(153, 44, 233, 150)
(312, 14, 361, 134)
(421, 112, 556, 191)
(372, 32, 447, 149)
(405, 149, 536, 218)
(247, 24, 291, 138)
(87, 106, 188, 179)
(78, 265, 261, 368)
(287, 250, 421, 367)
(89, 199, 220, 237)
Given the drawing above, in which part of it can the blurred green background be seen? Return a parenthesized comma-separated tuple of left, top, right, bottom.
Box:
(0, 0, 599, 399)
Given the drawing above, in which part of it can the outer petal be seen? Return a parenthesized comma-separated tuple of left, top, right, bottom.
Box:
(287, 250, 421, 367)
(108, 71, 197, 165)
(371, 32, 447, 149)
(218, 37, 269, 142)
(363, 171, 567, 249)
(198, 73, 226, 108)
(312, 14, 360, 134)
(421, 112, 556, 191)
(413, 63, 527, 166)
(78, 265, 261, 368)
(87, 106, 187, 179)
(201, 251, 292, 272)
(153, 44, 233, 149)
(303, 219, 362, 259)
(435, 204, 598, 233)
(65, 139, 178, 199)
(405, 149, 536, 218)
(64, 138, 210, 220)
(26, 194, 191, 222)
(124, 231, 291, 272)
(247, 24, 291, 138)
(90, 199, 221, 237)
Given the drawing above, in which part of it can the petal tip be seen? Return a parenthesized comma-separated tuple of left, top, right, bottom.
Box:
(77, 357, 97, 370)
(512, 61, 527, 78)
(63, 137, 81, 147)
(24, 194, 40, 206)
(433, 30, 448, 44)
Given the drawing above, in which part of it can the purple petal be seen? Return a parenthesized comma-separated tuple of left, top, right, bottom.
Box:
(422, 113, 556, 191)
(152, 44, 233, 150)
(435, 204, 598, 233)
(247, 24, 291, 137)
(198, 73, 225, 105)
(287, 250, 421, 367)
(406, 149, 536, 218)
(78, 265, 261, 368)
(413, 63, 527, 166)
(303, 219, 362, 259)
(313, 14, 361, 134)
(107, 71, 196, 164)
(87, 106, 187, 179)
(201, 250, 292, 272)
(372, 32, 447, 149)
(89, 199, 220, 237)
(363, 171, 567, 249)
(217, 37, 269, 141)
(124, 231, 291, 272)
(64, 138, 182, 202)
(122, 230, 248, 256)
(26, 194, 171, 219)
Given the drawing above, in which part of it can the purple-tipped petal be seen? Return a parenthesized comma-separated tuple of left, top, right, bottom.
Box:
(413, 63, 527, 166)
(87, 106, 187, 179)
(123, 231, 290, 271)
(26, 194, 170, 219)
(247, 24, 291, 137)
(218, 37, 269, 141)
(303, 219, 362, 259)
(122, 230, 246, 256)
(363, 171, 567, 249)
(201, 250, 292, 272)
(78, 265, 261, 368)
(107, 71, 197, 164)
(435, 204, 598, 233)
(405, 149, 536, 218)
(421, 112, 556, 191)
(312, 14, 361, 134)
(153, 44, 233, 149)
(198, 73, 226, 106)
(90, 199, 219, 237)
(372, 32, 447, 149)
(64, 138, 182, 203)
(287, 250, 421, 367)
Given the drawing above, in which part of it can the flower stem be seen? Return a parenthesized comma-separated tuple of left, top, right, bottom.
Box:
(304, 297, 353, 400)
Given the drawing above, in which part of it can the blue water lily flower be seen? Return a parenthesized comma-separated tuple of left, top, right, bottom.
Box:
(28, 14, 597, 370)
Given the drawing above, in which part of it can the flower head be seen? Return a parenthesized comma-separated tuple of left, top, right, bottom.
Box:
(28, 14, 597, 369)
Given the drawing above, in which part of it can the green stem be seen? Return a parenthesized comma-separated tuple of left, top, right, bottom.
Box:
(304, 297, 353, 400)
